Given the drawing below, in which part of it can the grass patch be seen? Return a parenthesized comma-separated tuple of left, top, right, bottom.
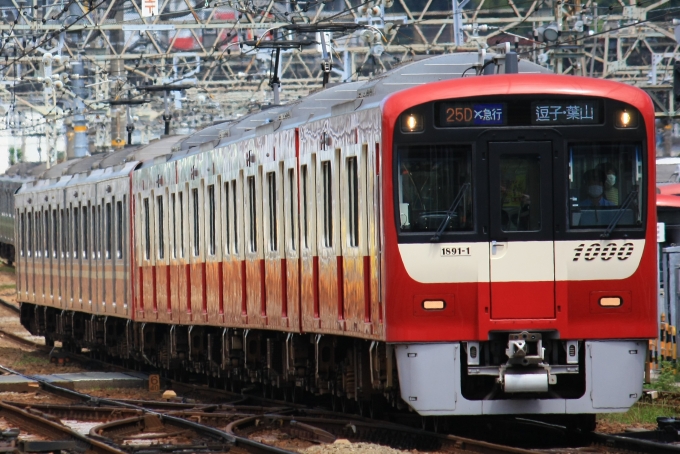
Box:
(14, 354, 49, 367)
(0, 265, 15, 274)
(0, 284, 16, 291)
(599, 399, 680, 425)
(599, 361, 680, 426)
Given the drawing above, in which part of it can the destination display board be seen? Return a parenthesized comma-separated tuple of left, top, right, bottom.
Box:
(433, 98, 604, 128)
(531, 101, 599, 125)
(437, 103, 506, 127)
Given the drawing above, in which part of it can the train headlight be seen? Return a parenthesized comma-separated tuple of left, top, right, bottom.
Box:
(615, 109, 637, 128)
(401, 113, 423, 133)
(599, 296, 622, 307)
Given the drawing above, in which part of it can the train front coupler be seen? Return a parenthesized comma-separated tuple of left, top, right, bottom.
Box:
(466, 331, 580, 394)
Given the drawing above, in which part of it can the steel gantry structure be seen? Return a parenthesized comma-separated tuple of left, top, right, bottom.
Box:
(0, 0, 678, 162)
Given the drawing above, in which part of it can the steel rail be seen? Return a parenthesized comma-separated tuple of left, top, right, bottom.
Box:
(0, 327, 49, 351)
(226, 414, 539, 454)
(0, 297, 20, 314)
(590, 432, 680, 453)
(5, 403, 145, 421)
(0, 364, 298, 454)
(0, 401, 128, 454)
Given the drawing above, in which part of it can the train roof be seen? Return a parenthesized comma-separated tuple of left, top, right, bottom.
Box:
(15, 135, 186, 194)
(178, 52, 551, 153)
(10, 52, 552, 187)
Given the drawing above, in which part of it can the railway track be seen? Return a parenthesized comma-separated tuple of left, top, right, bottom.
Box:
(0, 298, 679, 453)
(0, 364, 544, 454)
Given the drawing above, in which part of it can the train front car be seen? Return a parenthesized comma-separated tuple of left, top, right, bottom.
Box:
(383, 75, 657, 423)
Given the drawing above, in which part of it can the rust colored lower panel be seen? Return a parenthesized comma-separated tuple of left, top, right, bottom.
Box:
(205, 261, 221, 323)
(170, 264, 182, 323)
(245, 259, 266, 327)
(318, 255, 340, 332)
(364, 255, 371, 323)
(260, 259, 267, 317)
(241, 260, 248, 320)
(337, 256, 344, 322)
(264, 258, 285, 330)
(155, 264, 169, 323)
(190, 262, 205, 324)
(221, 259, 243, 326)
(185, 263, 192, 322)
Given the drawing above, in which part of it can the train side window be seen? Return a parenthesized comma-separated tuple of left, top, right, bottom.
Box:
(171, 193, 177, 259)
(20, 212, 25, 257)
(396, 145, 473, 234)
(27, 212, 32, 257)
(301, 165, 309, 249)
(192, 188, 200, 257)
(208, 184, 216, 256)
(35, 211, 43, 257)
(287, 168, 296, 251)
(73, 207, 79, 258)
(362, 144, 370, 255)
(106, 202, 112, 259)
(347, 157, 359, 248)
(248, 176, 257, 253)
(82, 206, 88, 259)
(122, 197, 127, 260)
(232, 180, 239, 254)
(116, 201, 123, 259)
(52, 209, 58, 258)
(567, 142, 645, 229)
(223, 182, 230, 255)
(322, 160, 333, 248)
(157, 195, 164, 260)
(97, 205, 102, 259)
(91, 206, 96, 260)
(61, 209, 67, 258)
(179, 191, 185, 258)
(144, 198, 150, 260)
(45, 210, 50, 258)
(67, 208, 72, 259)
(267, 171, 277, 252)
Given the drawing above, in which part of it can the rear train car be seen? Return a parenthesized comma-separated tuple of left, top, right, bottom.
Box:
(15, 52, 656, 425)
(0, 162, 45, 265)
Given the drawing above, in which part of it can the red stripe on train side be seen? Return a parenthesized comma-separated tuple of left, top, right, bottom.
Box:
(260, 259, 267, 317)
(166, 265, 171, 316)
(313, 256, 319, 318)
(138, 267, 144, 315)
(241, 260, 247, 316)
(201, 261, 207, 315)
(185, 263, 192, 321)
(218, 261, 224, 315)
(152, 265, 157, 312)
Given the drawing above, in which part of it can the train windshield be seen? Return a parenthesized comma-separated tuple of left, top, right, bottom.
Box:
(568, 142, 644, 229)
(396, 145, 473, 233)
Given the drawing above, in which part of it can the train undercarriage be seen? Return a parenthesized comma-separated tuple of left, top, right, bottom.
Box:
(19, 302, 634, 433)
(19, 303, 396, 413)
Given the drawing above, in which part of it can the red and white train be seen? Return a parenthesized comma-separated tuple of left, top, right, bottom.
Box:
(15, 52, 656, 428)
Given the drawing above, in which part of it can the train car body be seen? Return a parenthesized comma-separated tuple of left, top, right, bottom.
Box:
(385, 74, 655, 416)
(16, 52, 656, 425)
(0, 162, 46, 264)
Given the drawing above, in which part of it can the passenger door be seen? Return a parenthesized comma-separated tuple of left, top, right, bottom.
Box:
(487, 141, 555, 319)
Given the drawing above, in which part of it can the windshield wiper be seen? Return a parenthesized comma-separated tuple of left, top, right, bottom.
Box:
(431, 183, 470, 242)
(600, 189, 638, 238)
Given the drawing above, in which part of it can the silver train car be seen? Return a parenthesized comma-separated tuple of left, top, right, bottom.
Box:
(0, 162, 45, 264)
